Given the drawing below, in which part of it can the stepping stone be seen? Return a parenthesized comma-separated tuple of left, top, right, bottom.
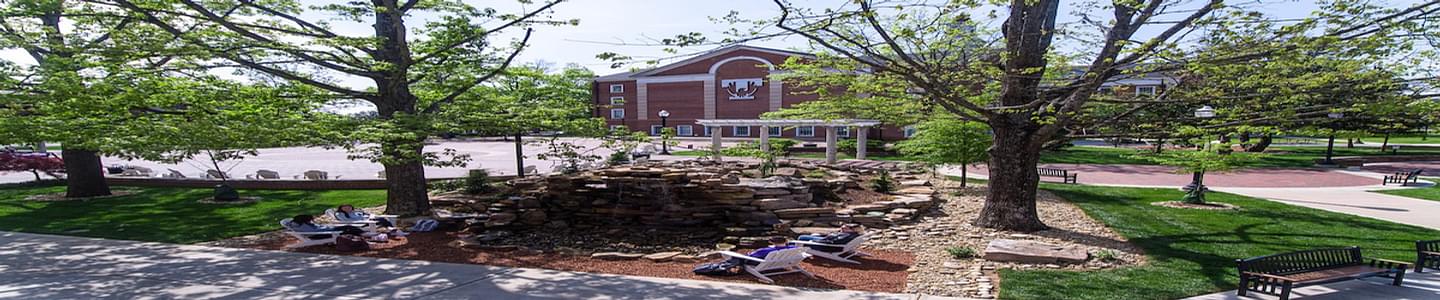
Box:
(642, 251, 682, 262)
(981, 239, 1088, 264)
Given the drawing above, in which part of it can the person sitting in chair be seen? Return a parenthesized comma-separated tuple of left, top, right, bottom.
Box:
(286, 214, 356, 240)
(727, 236, 794, 266)
(333, 204, 394, 227)
(795, 224, 864, 252)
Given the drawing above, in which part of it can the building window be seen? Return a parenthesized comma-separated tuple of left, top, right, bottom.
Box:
(836, 127, 850, 137)
(703, 126, 715, 136)
(903, 125, 918, 138)
(1098, 86, 1114, 94)
(768, 126, 782, 137)
(610, 108, 624, 120)
(609, 84, 624, 93)
(650, 125, 663, 136)
(1136, 86, 1157, 95)
(733, 126, 751, 136)
(609, 96, 624, 105)
(676, 125, 693, 136)
(797, 126, 815, 137)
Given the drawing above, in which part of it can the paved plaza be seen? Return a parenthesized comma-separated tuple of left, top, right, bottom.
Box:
(0, 231, 962, 300)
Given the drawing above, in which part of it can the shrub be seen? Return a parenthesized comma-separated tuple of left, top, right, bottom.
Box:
(837, 139, 886, 154)
(945, 246, 976, 259)
(769, 138, 800, 154)
(872, 169, 895, 193)
(804, 169, 829, 179)
(463, 169, 494, 194)
(606, 151, 630, 166)
(428, 179, 464, 192)
(1094, 249, 1120, 262)
(720, 142, 760, 156)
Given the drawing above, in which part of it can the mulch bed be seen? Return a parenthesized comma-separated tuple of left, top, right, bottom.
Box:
(243, 231, 913, 292)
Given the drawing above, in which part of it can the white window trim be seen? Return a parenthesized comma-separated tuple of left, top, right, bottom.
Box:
(768, 126, 782, 137)
(733, 126, 751, 137)
(837, 127, 851, 137)
(797, 126, 815, 137)
(609, 96, 624, 105)
(610, 108, 624, 120)
(650, 125, 664, 136)
(609, 84, 624, 93)
(676, 125, 693, 136)
(703, 126, 714, 136)
(1136, 86, 1157, 95)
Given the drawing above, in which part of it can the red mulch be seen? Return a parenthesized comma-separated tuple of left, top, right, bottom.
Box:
(248, 232, 913, 292)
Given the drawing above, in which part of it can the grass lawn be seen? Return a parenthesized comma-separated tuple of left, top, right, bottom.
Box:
(0, 184, 385, 244)
(1374, 180, 1440, 201)
(1359, 134, 1440, 145)
(1039, 145, 1440, 168)
(1000, 184, 1440, 300)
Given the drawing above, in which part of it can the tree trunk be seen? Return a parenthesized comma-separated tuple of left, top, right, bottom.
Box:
(1153, 138, 1165, 154)
(960, 165, 968, 188)
(1346, 138, 1354, 148)
(62, 148, 111, 198)
(515, 132, 525, 177)
(381, 143, 431, 216)
(974, 123, 1048, 232)
(1245, 134, 1273, 152)
(1381, 133, 1390, 152)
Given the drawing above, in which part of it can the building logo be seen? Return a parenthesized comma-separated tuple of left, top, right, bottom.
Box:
(721, 78, 764, 100)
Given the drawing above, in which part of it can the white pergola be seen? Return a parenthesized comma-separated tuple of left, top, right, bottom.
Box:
(695, 119, 882, 164)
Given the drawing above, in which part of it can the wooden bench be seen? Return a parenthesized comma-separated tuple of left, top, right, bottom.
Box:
(1383, 169, 1422, 186)
(1037, 168, 1078, 184)
(1417, 240, 1440, 273)
(1237, 247, 1409, 300)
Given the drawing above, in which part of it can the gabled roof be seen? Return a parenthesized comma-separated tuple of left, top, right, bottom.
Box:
(594, 45, 815, 81)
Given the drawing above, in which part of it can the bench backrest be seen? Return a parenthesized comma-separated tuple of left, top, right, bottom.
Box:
(1420, 240, 1440, 253)
(1037, 168, 1069, 177)
(1237, 247, 1363, 275)
(1410, 169, 1424, 177)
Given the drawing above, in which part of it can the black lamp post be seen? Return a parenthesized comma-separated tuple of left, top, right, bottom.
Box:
(1321, 111, 1344, 166)
(658, 110, 671, 155)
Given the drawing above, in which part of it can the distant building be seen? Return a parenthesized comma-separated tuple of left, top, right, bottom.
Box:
(591, 45, 1172, 141)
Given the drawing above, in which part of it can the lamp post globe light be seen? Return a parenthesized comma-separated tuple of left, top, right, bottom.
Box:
(1322, 111, 1344, 166)
(658, 110, 671, 155)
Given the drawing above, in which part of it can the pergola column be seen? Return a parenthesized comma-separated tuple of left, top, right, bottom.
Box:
(825, 126, 838, 164)
(711, 127, 723, 162)
(759, 125, 771, 152)
(856, 127, 867, 160)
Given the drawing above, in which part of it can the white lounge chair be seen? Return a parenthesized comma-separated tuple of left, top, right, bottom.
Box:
(323, 208, 399, 232)
(163, 169, 186, 178)
(255, 170, 280, 179)
(300, 170, 329, 180)
(791, 234, 874, 264)
(204, 169, 228, 179)
(718, 247, 815, 284)
(279, 218, 340, 249)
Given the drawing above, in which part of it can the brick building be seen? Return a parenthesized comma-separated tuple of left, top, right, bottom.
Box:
(592, 45, 1172, 141)
(591, 45, 910, 141)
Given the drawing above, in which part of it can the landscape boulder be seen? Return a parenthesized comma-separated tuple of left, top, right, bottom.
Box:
(981, 239, 1088, 264)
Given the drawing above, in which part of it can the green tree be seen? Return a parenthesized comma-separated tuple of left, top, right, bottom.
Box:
(437, 64, 600, 176)
(1131, 143, 1259, 204)
(0, 0, 178, 197)
(113, 0, 572, 215)
(896, 118, 991, 187)
(757, 0, 1436, 231)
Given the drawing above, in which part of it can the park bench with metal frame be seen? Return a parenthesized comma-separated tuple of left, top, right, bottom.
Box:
(1383, 169, 1422, 186)
(1416, 240, 1440, 273)
(1237, 246, 1409, 300)
(1037, 168, 1078, 184)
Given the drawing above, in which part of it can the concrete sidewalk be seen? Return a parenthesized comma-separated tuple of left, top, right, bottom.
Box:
(0, 231, 959, 300)
(1214, 186, 1440, 230)
(1183, 272, 1440, 300)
